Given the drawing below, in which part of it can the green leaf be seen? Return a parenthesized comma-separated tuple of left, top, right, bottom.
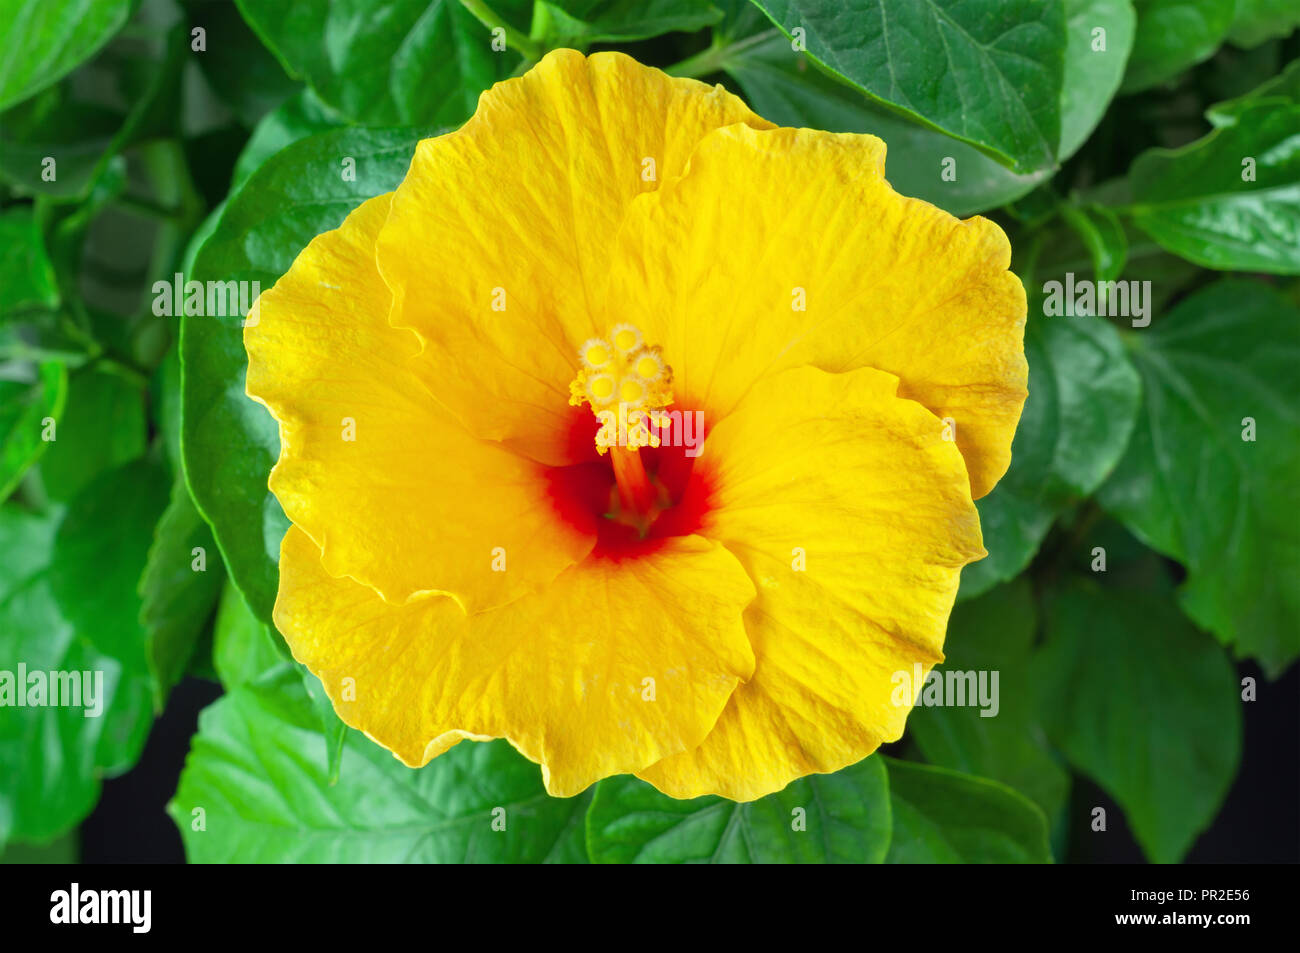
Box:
(959, 487, 1056, 600)
(211, 579, 286, 689)
(0, 206, 60, 316)
(1123, 101, 1300, 273)
(0, 829, 77, 863)
(138, 476, 225, 708)
(586, 755, 890, 863)
(0, 362, 66, 503)
(0, 311, 89, 367)
(1207, 57, 1300, 125)
(191, 0, 298, 127)
(1059, 0, 1136, 157)
(1036, 214, 1205, 316)
(178, 202, 225, 283)
(234, 0, 513, 127)
(749, 0, 1067, 173)
(536, 0, 723, 42)
(152, 345, 183, 476)
(169, 672, 590, 862)
(907, 580, 1068, 820)
(0, 505, 56, 601)
(719, 0, 1126, 215)
(49, 457, 168, 670)
(960, 310, 1140, 598)
(181, 126, 422, 622)
(0, 0, 136, 110)
(714, 0, 770, 41)
(883, 757, 1052, 863)
(0, 458, 163, 842)
(202, 573, 319, 771)
(299, 664, 350, 786)
(1098, 280, 1300, 675)
(721, 34, 1050, 217)
(229, 88, 342, 191)
(1060, 204, 1128, 282)
(0, 16, 184, 201)
(184, 626, 219, 684)
(1121, 0, 1235, 91)
(0, 88, 125, 201)
(1033, 577, 1242, 862)
(1226, 0, 1300, 47)
(38, 366, 145, 503)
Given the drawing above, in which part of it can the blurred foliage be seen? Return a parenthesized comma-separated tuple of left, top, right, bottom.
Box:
(0, 0, 1296, 863)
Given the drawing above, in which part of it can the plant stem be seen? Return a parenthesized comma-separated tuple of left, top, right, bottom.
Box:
(665, 29, 780, 79)
(460, 0, 544, 61)
(114, 194, 184, 223)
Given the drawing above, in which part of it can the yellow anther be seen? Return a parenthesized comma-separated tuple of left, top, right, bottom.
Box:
(611, 323, 642, 352)
(589, 374, 616, 402)
(619, 378, 645, 404)
(569, 324, 674, 456)
(633, 352, 663, 381)
(582, 338, 613, 368)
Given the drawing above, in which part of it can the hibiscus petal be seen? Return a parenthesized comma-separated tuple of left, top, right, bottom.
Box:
(246, 193, 592, 611)
(375, 48, 772, 467)
(276, 526, 757, 797)
(637, 365, 984, 801)
(602, 124, 1028, 499)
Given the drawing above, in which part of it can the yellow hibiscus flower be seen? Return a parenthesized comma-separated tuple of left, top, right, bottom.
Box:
(244, 49, 1027, 801)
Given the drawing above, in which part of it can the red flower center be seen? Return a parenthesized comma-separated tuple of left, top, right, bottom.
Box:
(546, 405, 714, 560)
